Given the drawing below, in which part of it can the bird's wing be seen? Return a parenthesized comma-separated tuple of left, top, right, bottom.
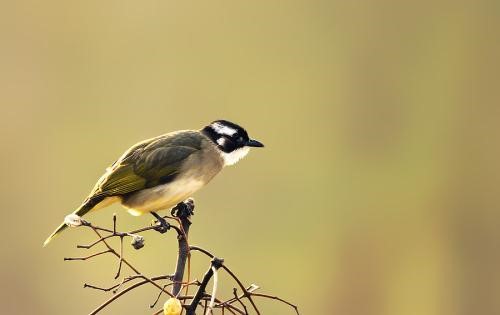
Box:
(88, 131, 202, 199)
(44, 131, 204, 247)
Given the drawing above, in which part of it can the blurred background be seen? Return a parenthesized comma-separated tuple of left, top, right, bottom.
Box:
(1, 1, 499, 314)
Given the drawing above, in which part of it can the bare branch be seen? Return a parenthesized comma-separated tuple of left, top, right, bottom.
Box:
(60, 199, 298, 315)
(171, 200, 193, 296)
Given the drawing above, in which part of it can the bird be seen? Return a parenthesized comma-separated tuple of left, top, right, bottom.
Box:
(43, 120, 264, 246)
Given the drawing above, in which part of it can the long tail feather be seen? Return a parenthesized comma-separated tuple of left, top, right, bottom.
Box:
(43, 197, 102, 247)
(43, 222, 68, 247)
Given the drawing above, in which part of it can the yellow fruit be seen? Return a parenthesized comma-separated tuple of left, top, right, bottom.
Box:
(163, 297, 182, 315)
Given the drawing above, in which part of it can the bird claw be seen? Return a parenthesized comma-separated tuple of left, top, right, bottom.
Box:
(171, 198, 195, 218)
(151, 213, 170, 234)
(153, 220, 170, 234)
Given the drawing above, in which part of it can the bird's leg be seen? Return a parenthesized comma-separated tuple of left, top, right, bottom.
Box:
(151, 212, 170, 234)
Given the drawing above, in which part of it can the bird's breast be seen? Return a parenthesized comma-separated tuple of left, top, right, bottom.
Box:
(121, 177, 206, 215)
(121, 140, 223, 215)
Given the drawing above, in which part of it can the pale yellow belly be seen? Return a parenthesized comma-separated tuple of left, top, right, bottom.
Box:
(120, 177, 205, 216)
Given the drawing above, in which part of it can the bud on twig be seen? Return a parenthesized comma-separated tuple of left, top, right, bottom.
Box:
(130, 235, 145, 250)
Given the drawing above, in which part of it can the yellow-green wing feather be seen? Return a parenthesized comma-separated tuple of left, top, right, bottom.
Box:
(88, 131, 202, 199)
(90, 164, 147, 199)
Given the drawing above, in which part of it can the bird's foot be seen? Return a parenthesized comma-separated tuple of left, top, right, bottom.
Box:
(171, 198, 195, 218)
(151, 212, 170, 234)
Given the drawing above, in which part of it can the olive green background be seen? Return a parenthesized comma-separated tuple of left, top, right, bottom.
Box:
(1, 1, 500, 314)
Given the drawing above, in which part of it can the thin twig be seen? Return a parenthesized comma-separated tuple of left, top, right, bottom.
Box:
(150, 283, 174, 309)
(190, 246, 260, 315)
(176, 295, 245, 315)
(84, 283, 119, 292)
(232, 288, 248, 314)
(220, 284, 259, 306)
(64, 249, 111, 261)
(250, 293, 300, 315)
(150, 279, 200, 309)
(114, 236, 124, 279)
(90, 227, 173, 297)
(88, 275, 172, 315)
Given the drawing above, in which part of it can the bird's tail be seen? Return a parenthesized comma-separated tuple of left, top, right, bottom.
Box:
(43, 222, 68, 247)
(43, 198, 97, 247)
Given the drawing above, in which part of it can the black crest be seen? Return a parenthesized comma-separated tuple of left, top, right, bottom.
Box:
(202, 120, 250, 153)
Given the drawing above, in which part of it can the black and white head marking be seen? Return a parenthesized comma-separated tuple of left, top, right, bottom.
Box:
(202, 120, 262, 166)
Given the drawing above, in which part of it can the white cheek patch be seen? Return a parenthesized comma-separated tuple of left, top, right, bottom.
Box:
(217, 137, 226, 146)
(220, 147, 250, 166)
(212, 122, 237, 136)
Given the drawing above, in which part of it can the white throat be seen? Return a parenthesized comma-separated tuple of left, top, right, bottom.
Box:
(220, 147, 250, 166)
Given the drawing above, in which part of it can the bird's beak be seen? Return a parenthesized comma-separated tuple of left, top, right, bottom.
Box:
(246, 139, 264, 147)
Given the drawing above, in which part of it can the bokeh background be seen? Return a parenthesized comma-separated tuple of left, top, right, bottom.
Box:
(1, 1, 499, 314)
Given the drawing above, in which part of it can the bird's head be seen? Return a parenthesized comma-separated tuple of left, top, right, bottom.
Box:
(202, 120, 264, 166)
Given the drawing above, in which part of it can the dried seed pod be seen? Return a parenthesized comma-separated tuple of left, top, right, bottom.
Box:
(130, 235, 145, 250)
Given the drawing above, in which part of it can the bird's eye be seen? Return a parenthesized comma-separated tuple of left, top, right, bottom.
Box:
(237, 137, 244, 143)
